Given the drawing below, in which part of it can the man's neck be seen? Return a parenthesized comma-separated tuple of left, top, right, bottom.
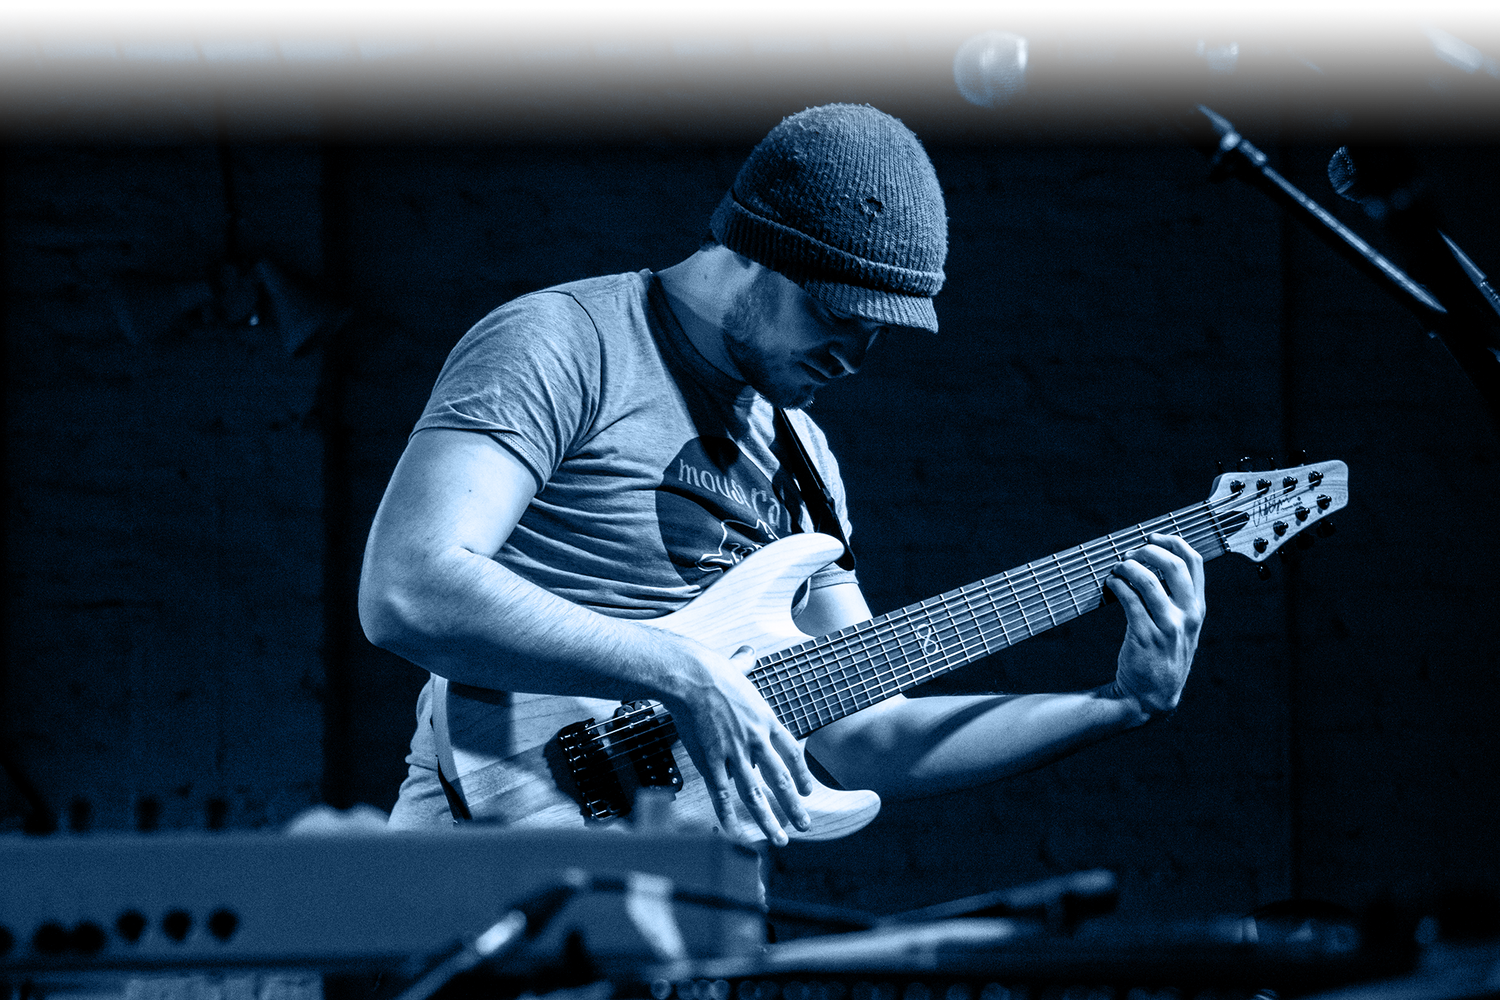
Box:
(656, 247, 753, 382)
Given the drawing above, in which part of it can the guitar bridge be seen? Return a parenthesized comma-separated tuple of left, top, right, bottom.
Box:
(557, 701, 682, 821)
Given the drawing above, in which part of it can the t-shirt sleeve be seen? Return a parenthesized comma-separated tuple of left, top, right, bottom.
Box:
(412, 291, 602, 491)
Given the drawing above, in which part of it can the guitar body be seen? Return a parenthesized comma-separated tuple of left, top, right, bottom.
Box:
(440, 533, 883, 844)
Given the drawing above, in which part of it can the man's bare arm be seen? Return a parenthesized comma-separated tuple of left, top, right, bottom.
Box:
(801, 535, 1205, 800)
(359, 429, 814, 844)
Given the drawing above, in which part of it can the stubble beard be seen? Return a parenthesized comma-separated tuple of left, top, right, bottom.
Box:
(722, 276, 817, 410)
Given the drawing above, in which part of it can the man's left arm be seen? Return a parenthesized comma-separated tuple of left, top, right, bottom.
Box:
(800, 533, 1205, 801)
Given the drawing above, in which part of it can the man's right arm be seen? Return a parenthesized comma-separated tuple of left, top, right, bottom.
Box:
(358, 428, 813, 844)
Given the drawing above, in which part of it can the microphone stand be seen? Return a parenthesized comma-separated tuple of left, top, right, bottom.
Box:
(1190, 106, 1500, 440)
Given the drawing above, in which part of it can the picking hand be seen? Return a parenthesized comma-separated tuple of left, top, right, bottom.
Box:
(655, 638, 815, 845)
(1105, 532, 1206, 716)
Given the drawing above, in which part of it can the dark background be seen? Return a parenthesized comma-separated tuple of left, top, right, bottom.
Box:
(4, 27, 1497, 928)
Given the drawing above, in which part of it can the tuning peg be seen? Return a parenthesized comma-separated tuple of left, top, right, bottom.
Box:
(1316, 519, 1337, 538)
(1257, 563, 1272, 580)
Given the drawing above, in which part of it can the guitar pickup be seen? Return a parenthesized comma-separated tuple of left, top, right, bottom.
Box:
(554, 703, 684, 823)
(558, 719, 629, 820)
(613, 701, 684, 793)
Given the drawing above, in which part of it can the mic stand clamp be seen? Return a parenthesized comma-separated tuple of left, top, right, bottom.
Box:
(1194, 106, 1500, 439)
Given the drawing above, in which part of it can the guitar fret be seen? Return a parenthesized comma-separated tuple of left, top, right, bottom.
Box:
(1027, 562, 1059, 627)
(914, 599, 940, 685)
(810, 656, 847, 729)
(979, 576, 1007, 650)
(800, 650, 833, 730)
(1002, 571, 1036, 637)
(1053, 551, 1085, 619)
(1105, 531, 1125, 565)
(976, 576, 1007, 648)
(1202, 500, 1231, 556)
(951, 587, 980, 661)
(1077, 543, 1102, 608)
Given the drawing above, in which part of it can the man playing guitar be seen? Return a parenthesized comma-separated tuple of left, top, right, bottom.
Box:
(359, 104, 1206, 845)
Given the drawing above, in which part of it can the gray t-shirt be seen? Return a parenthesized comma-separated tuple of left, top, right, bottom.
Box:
(389, 270, 856, 827)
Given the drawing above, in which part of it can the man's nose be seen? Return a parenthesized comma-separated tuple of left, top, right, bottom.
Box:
(827, 332, 874, 376)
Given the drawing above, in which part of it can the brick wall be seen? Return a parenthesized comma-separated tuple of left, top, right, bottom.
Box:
(4, 145, 328, 832)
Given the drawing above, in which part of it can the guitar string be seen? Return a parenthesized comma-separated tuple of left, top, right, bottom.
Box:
(760, 505, 1250, 735)
(748, 500, 1233, 732)
(578, 495, 1251, 758)
(570, 485, 1296, 758)
(749, 485, 1283, 695)
(569, 483, 1327, 763)
(572, 530, 1172, 758)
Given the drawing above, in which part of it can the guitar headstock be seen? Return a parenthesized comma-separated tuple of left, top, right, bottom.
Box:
(1206, 460, 1349, 561)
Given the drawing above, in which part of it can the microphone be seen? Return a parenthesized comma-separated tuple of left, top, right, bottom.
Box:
(960, 29, 1242, 109)
(1326, 145, 1426, 223)
(1332, 144, 1494, 322)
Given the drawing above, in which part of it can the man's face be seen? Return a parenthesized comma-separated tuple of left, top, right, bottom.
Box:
(722, 268, 886, 410)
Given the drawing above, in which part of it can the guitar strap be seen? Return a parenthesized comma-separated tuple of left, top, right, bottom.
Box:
(429, 675, 474, 823)
(774, 407, 856, 571)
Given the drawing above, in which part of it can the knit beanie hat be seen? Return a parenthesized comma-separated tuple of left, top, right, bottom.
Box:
(710, 104, 948, 333)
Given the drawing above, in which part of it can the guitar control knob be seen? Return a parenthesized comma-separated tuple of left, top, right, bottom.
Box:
(1253, 537, 1268, 553)
(71, 922, 106, 955)
(115, 911, 147, 943)
(1295, 506, 1310, 522)
(207, 909, 239, 943)
(1317, 494, 1332, 510)
(1273, 521, 1288, 536)
(33, 923, 69, 955)
(162, 910, 191, 943)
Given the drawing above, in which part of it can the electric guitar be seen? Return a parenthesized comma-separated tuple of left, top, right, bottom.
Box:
(437, 460, 1348, 843)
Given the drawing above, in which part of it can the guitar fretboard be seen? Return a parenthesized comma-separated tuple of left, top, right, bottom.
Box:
(748, 501, 1237, 739)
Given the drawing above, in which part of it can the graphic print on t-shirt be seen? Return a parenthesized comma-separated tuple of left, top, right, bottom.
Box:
(656, 435, 802, 590)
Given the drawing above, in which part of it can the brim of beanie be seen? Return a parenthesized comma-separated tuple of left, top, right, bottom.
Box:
(801, 278, 939, 335)
(709, 192, 942, 334)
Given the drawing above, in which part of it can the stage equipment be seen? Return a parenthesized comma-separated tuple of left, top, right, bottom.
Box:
(631, 909, 1414, 1000)
(0, 826, 764, 975)
(1193, 107, 1500, 439)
